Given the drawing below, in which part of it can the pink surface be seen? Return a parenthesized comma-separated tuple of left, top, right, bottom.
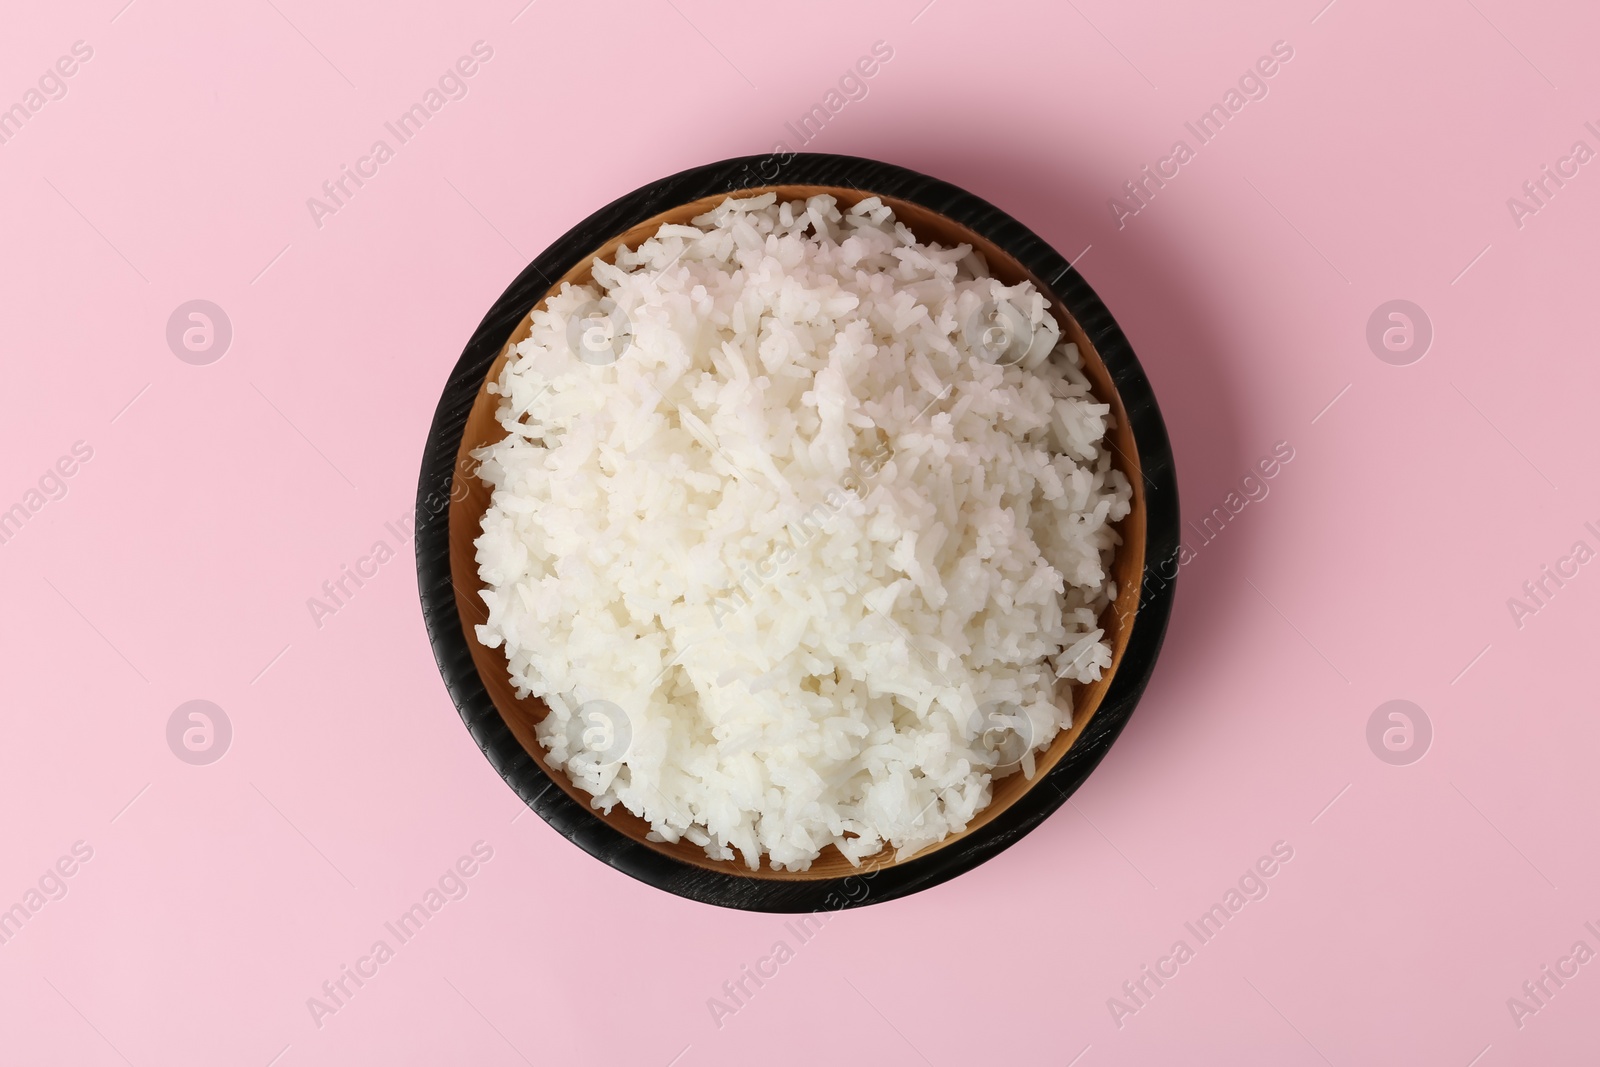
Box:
(2, 0, 1597, 1063)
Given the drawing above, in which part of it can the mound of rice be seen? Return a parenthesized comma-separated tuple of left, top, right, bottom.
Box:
(473, 192, 1131, 871)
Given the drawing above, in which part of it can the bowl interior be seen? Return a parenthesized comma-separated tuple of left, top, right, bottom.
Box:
(448, 184, 1147, 880)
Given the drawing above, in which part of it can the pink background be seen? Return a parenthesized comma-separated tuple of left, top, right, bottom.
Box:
(2, 0, 1598, 1063)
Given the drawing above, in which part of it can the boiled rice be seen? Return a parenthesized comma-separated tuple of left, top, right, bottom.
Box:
(473, 192, 1131, 871)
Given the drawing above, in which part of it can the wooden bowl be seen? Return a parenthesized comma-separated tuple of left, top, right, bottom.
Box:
(417, 154, 1178, 912)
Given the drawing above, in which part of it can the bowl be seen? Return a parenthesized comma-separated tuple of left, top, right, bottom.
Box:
(416, 153, 1178, 912)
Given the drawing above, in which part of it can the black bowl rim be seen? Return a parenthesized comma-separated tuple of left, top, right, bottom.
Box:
(415, 152, 1179, 913)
